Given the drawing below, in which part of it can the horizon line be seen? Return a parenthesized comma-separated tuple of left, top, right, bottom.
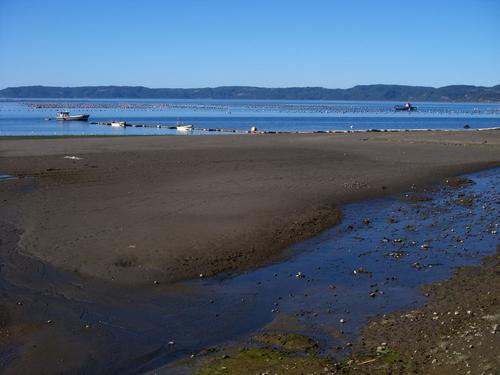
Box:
(2, 83, 500, 91)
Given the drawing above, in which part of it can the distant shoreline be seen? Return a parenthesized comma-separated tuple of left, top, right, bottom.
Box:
(1, 84, 499, 102)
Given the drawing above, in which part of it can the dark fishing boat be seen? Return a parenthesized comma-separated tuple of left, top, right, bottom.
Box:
(394, 102, 416, 111)
(56, 111, 90, 121)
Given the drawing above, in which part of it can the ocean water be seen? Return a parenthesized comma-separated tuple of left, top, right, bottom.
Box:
(0, 98, 499, 136)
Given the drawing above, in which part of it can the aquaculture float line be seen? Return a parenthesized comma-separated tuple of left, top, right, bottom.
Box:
(91, 121, 500, 135)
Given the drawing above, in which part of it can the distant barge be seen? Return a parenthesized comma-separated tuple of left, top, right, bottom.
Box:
(56, 111, 90, 121)
(394, 102, 417, 111)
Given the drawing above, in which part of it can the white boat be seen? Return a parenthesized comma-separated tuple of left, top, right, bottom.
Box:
(176, 124, 193, 131)
(111, 121, 126, 127)
(56, 111, 89, 121)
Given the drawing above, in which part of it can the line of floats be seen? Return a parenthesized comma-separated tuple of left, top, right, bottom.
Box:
(94, 120, 258, 134)
(25, 102, 500, 115)
(49, 113, 498, 134)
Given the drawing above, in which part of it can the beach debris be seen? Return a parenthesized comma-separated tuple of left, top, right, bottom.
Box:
(387, 251, 407, 260)
(168, 341, 175, 346)
(353, 267, 371, 275)
(357, 358, 377, 365)
(339, 318, 346, 324)
(412, 262, 423, 270)
(295, 271, 305, 279)
(362, 218, 371, 225)
(420, 244, 431, 250)
(46, 319, 54, 324)
(199, 273, 205, 278)
(63, 155, 83, 160)
(153, 280, 160, 285)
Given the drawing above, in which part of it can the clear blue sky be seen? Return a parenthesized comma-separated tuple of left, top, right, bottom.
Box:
(0, 0, 499, 89)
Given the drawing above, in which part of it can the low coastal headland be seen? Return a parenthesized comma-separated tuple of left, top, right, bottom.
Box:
(0, 130, 499, 374)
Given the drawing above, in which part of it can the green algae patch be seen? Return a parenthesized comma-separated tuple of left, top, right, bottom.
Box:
(453, 196, 474, 207)
(195, 347, 334, 375)
(444, 177, 474, 188)
(401, 194, 433, 202)
(254, 332, 319, 353)
(336, 347, 416, 374)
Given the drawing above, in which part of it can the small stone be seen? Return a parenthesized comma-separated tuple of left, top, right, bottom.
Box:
(153, 280, 160, 285)
(340, 318, 346, 324)
(199, 273, 205, 278)
(46, 320, 54, 324)
(168, 341, 175, 346)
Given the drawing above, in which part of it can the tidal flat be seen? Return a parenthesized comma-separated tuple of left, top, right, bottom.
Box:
(0, 132, 498, 374)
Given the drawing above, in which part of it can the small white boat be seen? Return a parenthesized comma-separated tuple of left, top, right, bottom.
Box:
(56, 111, 89, 121)
(176, 124, 193, 131)
(111, 121, 127, 127)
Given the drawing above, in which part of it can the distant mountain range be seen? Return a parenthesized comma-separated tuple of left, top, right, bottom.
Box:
(1, 84, 499, 102)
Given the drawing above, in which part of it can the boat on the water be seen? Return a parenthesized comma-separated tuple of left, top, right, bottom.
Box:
(394, 102, 417, 111)
(176, 124, 193, 131)
(111, 121, 127, 127)
(56, 111, 90, 121)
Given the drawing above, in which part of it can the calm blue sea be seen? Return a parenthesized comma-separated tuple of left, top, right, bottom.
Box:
(0, 99, 499, 136)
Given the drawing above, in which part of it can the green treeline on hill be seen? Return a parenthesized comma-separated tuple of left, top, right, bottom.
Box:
(1, 84, 499, 102)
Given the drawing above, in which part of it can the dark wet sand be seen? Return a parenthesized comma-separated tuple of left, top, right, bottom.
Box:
(1, 130, 499, 285)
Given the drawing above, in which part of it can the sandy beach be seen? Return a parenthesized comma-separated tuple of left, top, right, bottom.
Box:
(1, 131, 499, 285)
(1, 131, 499, 374)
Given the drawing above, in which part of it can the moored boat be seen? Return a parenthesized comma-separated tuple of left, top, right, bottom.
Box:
(176, 124, 193, 131)
(394, 102, 416, 111)
(56, 111, 90, 121)
(111, 121, 127, 127)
